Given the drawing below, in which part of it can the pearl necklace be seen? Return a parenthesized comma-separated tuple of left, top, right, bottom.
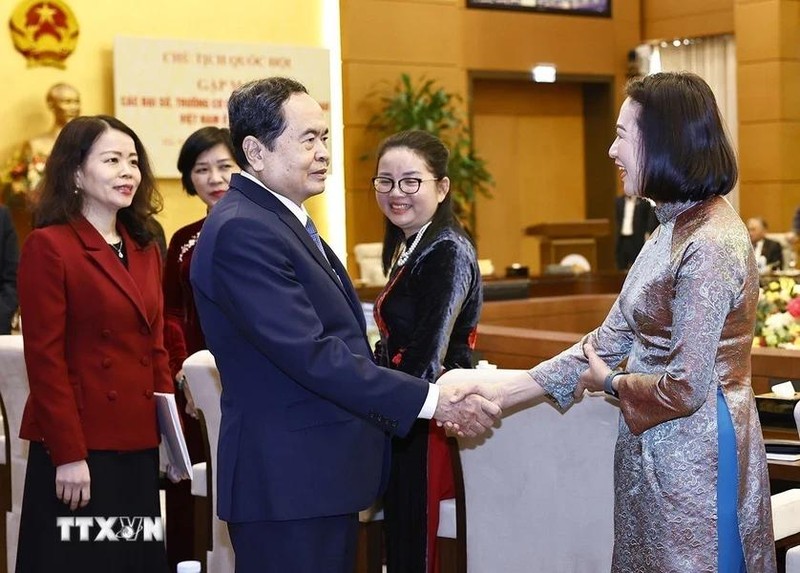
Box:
(394, 221, 432, 269)
(110, 240, 124, 259)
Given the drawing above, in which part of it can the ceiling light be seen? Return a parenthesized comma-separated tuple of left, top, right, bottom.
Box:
(532, 64, 556, 83)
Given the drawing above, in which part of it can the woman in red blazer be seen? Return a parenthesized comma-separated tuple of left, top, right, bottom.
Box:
(16, 115, 174, 572)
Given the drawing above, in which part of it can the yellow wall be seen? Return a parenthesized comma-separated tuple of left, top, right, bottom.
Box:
(2, 0, 325, 241)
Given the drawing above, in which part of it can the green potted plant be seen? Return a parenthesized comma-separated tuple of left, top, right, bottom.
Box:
(367, 73, 493, 232)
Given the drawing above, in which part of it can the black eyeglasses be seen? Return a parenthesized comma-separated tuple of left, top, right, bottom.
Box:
(372, 177, 439, 195)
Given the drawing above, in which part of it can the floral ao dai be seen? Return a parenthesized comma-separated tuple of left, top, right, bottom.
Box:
(532, 196, 776, 573)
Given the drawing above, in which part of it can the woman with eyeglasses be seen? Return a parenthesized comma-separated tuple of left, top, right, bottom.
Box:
(371, 130, 482, 573)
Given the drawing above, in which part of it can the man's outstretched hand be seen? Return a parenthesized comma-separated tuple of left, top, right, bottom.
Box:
(433, 371, 506, 437)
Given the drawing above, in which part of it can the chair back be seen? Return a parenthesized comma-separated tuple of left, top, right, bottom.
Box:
(353, 242, 387, 287)
(794, 400, 800, 439)
(0, 334, 29, 573)
(457, 392, 618, 573)
(182, 350, 234, 572)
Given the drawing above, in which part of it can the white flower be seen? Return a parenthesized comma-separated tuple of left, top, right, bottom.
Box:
(765, 311, 794, 330)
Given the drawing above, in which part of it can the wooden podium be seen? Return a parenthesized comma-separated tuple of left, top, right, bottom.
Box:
(524, 219, 610, 270)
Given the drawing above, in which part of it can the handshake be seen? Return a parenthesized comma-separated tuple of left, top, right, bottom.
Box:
(431, 368, 507, 438)
(431, 367, 546, 437)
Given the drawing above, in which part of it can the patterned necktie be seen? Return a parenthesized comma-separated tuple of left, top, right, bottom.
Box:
(305, 217, 343, 286)
(304, 216, 327, 259)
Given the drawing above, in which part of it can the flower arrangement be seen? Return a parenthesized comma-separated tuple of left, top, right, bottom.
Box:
(753, 277, 800, 349)
(0, 148, 46, 210)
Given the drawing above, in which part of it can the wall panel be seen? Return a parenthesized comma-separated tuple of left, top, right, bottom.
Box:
(342, 63, 465, 126)
(341, 1, 461, 65)
(738, 182, 800, 232)
(462, 12, 617, 75)
(642, 0, 734, 41)
(736, 0, 800, 229)
(341, 0, 640, 277)
(473, 81, 585, 275)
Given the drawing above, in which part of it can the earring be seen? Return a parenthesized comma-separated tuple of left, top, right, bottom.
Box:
(74, 188, 80, 195)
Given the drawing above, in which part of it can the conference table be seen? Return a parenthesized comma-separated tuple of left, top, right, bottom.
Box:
(765, 427, 800, 484)
(355, 271, 628, 303)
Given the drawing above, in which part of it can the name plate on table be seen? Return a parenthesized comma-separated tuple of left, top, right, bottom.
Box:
(756, 392, 800, 430)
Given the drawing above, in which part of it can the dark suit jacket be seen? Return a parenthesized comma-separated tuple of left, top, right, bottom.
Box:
(190, 173, 429, 523)
(17, 216, 173, 466)
(615, 196, 658, 246)
(0, 206, 18, 334)
(759, 238, 784, 270)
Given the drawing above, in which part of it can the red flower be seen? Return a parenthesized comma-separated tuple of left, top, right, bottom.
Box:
(9, 163, 26, 178)
(787, 297, 800, 318)
(391, 349, 404, 367)
(467, 327, 478, 350)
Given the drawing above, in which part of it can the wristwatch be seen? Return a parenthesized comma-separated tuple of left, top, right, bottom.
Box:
(603, 369, 626, 398)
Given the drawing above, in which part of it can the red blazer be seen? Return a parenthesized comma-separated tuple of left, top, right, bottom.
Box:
(17, 216, 173, 466)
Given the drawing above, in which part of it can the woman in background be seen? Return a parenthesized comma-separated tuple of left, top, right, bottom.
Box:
(443, 72, 776, 572)
(162, 126, 237, 567)
(372, 130, 482, 573)
(16, 115, 173, 572)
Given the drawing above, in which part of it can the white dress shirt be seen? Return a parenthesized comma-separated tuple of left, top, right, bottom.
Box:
(621, 196, 636, 236)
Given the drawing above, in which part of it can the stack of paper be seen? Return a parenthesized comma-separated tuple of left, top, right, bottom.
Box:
(155, 392, 192, 479)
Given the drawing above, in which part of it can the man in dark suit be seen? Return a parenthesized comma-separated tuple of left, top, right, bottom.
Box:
(614, 195, 658, 270)
(747, 217, 784, 271)
(190, 77, 498, 573)
(0, 205, 19, 333)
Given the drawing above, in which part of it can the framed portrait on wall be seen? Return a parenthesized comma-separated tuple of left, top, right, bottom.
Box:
(466, 0, 611, 18)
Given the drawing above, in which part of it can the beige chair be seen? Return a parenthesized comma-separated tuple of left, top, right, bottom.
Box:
(353, 243, 387, 287)
(789, 546, 800, 573)
(182, 350, 234, 573)
(773, 489, 800, 536)
(457, 392, 618, 572)
(783, 404, 800, 572)
(794, 395, 800, 439)
(0, 335, 28, 573)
